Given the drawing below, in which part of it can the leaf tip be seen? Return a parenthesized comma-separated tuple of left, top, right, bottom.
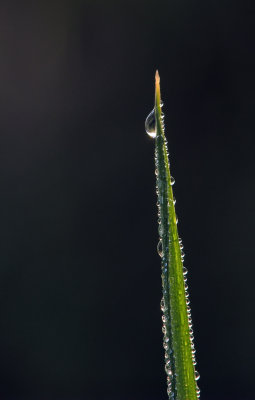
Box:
(155, 70, 161, 106)
(155, 70, 160, 87)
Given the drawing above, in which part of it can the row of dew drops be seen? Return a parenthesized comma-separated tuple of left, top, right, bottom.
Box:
(145, 106, 200, 399)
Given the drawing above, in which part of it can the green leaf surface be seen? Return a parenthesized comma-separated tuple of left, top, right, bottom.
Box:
(149, 72, 200, 400)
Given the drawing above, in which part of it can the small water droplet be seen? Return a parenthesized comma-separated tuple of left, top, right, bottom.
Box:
(158, 224, 164, 237)
(145, 109, 156, 138)
(157, 240, 163, 257)
(183, 267, 188, 275)
(161, 299, 167, 312)
(163, 342, 169, 351)
(170, 176, 175, 185)
(165, 366, 172, 376)
(167, 386, 172, 395)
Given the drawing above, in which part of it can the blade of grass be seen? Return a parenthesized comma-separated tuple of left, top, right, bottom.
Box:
(147, 71, 200, 400)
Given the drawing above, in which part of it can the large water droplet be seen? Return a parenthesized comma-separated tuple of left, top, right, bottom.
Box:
(145, 109, 156, 138)
(170, 176, 175, 185)
(195, 371, 200, 381)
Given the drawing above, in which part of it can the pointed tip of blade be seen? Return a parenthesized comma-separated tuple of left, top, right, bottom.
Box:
(155, 70, 161, 106)
(155, 70, 160, 86)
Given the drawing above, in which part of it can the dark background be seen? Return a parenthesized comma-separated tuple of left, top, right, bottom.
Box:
(0, 1, 254, 399)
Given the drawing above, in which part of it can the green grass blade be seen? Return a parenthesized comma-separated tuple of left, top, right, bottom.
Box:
(146, 71, 200, 400)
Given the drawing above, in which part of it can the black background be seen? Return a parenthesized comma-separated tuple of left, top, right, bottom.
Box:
(0, 1, 254, 399)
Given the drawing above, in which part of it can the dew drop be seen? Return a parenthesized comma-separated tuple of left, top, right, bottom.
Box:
(163, 342, 169, 351)
(158, 224, 164, 237)
(170, 176, 175, 185)
(167, 386, 172, 395)
(157, 240, 163, 258)
(165, 366, 172, 376)
(161, 298, 167, 312)
(145, 109, 156, 138)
